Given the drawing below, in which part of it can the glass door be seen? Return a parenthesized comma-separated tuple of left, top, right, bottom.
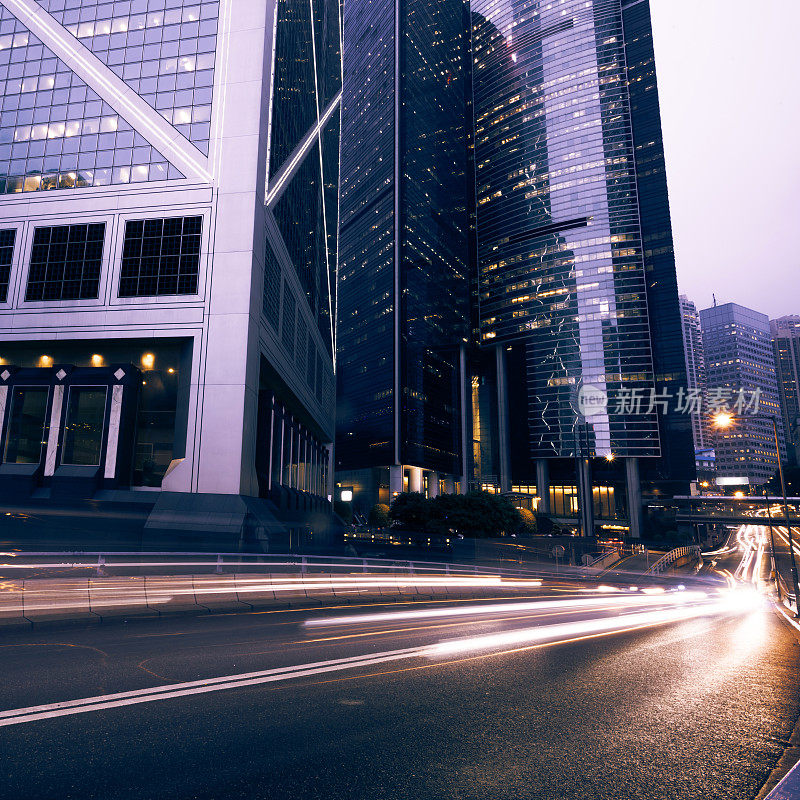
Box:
(61, 386, 108, 466)
(2, 387, 50, 464)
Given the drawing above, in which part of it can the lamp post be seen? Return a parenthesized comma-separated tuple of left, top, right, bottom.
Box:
(714, 412, 800, 614)
(763, 485, 777, 592)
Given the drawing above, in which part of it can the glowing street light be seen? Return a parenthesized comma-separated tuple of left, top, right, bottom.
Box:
(712, 411, 734, 429)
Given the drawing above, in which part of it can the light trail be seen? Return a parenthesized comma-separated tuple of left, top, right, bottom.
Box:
(0, 574, 546, 614)
(0, 588, 758, 728)
(305, 592, 709, 628)
(429, 592, 764, 656)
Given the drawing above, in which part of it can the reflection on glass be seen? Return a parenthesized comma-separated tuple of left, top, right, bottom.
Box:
(3, 387, 49, 464)
(134, 368, 178, 487)
(62, 387, 107, 466)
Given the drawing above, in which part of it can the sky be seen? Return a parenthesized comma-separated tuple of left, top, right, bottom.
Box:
(649, 0, 800, 318)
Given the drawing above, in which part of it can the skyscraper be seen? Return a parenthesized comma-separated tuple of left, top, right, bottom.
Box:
(700, 303, 784, 485)
(470, 0, 693, 534)
(771, 315, 800, 465)
(679, 294, 708, 451)
(0, 0, 340, 539)
(335, 0, 472, 507)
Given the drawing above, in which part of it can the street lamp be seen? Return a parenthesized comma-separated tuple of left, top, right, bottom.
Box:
(713, 412, 800, 614)
(763, 485, 778, 596)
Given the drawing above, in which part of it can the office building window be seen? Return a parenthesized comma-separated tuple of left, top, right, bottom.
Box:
(0, 229, 15, 302)
(119, 216, 202, 297)
(25, 223, 105, 301)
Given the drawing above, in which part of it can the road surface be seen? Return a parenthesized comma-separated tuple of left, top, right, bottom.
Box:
(1, 575, 798, 800)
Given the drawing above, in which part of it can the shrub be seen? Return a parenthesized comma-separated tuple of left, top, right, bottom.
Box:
(389, 492, 430, 529)
(333, 500, 353, 524)
(368, 503, 391, 528)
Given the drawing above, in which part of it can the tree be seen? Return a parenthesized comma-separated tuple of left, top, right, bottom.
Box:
(368, 503, 390, 528)
(429, 491, 522, 538)
(389, 492, 430, 529)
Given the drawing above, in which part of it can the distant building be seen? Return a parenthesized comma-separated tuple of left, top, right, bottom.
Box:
(679, 295, 708, 451)
(700, 303, 785, 485)
(771, 316, 800, 465)
(0, 0, 340, 541)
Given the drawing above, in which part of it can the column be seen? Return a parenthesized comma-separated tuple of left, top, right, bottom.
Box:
(578, 457, 594, 537)
(389, 465, 404, 498)
(408, 466, 423, 493)
(459, 344, 470, 492)
(193, 0, 274, 496)
(428, 471, 439, 498)
(626, 457, 643, 539)
(536, 459, 550, 514)
(496, 345, 512, 492)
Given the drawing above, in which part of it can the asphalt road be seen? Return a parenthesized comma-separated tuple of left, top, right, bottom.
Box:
(1, 570, 798, 800)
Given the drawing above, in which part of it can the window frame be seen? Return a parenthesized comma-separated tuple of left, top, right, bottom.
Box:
(110, 209, 210, 305)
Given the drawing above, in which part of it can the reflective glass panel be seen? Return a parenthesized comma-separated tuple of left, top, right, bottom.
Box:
(3, 386, 49, 464)
(61, 386, 106, 466)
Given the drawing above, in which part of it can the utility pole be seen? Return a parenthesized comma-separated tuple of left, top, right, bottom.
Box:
(763, 486, 778, 596)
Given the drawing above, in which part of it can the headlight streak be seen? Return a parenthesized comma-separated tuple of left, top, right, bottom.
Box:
(0, 575, 547, 613)
(303, 591, 710, 629)
(0, 587, 763, 728)
(427, 593, 762, 658)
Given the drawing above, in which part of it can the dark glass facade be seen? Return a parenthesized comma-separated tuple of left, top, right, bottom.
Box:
(336, 0, 472, 475)
(622, 0, 694, 492)
(471, 0, 692, 492)
(268, 0, 341, 356)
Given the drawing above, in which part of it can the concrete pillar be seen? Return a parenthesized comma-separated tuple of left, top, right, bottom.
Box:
(194, 0, 274, 497)
(496, 345, 512, 492)
(459, 345, 470, 492)
(536, 459, 550, 514)
(626, 457, 643, 539)
(389, 465, 404, 499)
(408, 466, 423, 493)
(443, 476, 455, 494)
(578, 457, 594, 537)
(428, 471, 439, 498)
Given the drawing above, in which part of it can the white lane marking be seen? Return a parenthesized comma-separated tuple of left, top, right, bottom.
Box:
(0, 646, 427, 728)
(0, 594, 745, 728)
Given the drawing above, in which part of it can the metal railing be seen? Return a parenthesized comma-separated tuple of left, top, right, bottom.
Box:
(644, 545, 702, 576)
(0, 551, 553, 579)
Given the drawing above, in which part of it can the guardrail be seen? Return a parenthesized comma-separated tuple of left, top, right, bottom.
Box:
(776, 572, 797, 614)
(644, 546, 702, 576)
(0, 551, 550, 580)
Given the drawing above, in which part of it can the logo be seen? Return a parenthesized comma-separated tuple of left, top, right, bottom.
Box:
(577, 384, 608, 417)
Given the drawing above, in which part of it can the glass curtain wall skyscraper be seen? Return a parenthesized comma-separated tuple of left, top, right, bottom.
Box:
(336, 0, 472, 508)
(771, 316, 800, 466)
(470, 0, 693, 533)
(679, 294, 708, 451)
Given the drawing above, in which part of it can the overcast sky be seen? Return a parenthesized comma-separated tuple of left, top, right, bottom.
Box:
(649, 0, 800, 318)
